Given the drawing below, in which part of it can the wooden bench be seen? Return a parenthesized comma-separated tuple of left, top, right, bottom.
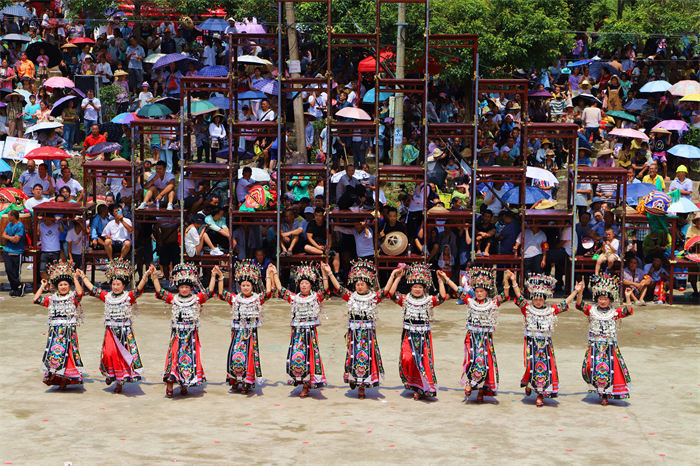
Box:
(669, 258, 700, 305)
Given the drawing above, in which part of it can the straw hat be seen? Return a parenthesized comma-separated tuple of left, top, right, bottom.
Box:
(579, 79, 592, 91)
(381, 231, 408, 256)
(61, 43, 77, 49)
(533, 199, 557, 210)
(114, 70, 128, 77)
(597, 142, 613, 156)
(509, 102, 521, 110)
(651, 127, 671, 135)
(478, 147, 495, 155)
(427, 147, 444, 162)
(427, 205, 449, 214)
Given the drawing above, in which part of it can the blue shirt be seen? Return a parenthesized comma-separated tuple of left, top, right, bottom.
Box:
(90, 215, 111, 240)
(3, 221, 25, 254)
(498, 221, 521, 255)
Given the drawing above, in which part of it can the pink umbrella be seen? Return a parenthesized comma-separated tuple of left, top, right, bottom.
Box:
(609, 127, 649, 141)
(669, 80, 700, 97)
(653, 120, 690, 132)
(235, 18, 266, 34)
(335, 107, 371, 121)
(44, 76, 75, 89)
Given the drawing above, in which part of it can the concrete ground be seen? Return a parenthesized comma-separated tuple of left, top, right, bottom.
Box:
(1, 284, 698, 465)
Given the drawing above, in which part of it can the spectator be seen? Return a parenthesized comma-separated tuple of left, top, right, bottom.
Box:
(83, 123, 107, 155)
(642, 230, 671, 260)
(138, 161, 175, 210)
(184, 213, 222, 257)
(102, 206, 133, 260)
(379, 206, 406, 240)
(594, 227, 620, 274)
(65, 221, 86, 269)
(208, 113, 226, 153)
(475, 209, 496, 256)
(204, 206, 231, 251)
(6, 92, 24, 137)
(581, 100, 602, 143)
(38, 215, 62, 282)
(335, 165, 367, 210)
(515, 225, 547, 275)
(287, 175, 310, 202)
(643, 256, 670, 304)
(61, 100, 79, 151)
(668, 165, 692, 201)
(81, 88, 101, 136)
(622, 255, 651, 305)
(137, 82, 154, 108)
(126, 36, 145, 91)
(18, 160, 41, 196)
(252, 248, 272, 277)
(545, 222, 572, 290)
(90, 203, 111, 250)
(15, 52, 35, 80)
(235, 167, 265, 206)
(334, 220, 375, 260)
(24, 183, 49, 212)
(497, 211, 521, 255)
(2, 210, 25, 296)
(55, 167, 84, 203)
(280, 208, 303, 256)
(641, 162, 665, 191)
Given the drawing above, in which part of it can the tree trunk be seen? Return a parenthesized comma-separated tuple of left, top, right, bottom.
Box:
(284, 3, 307, 161)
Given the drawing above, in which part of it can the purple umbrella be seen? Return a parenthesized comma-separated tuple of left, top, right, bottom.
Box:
(153, 53, 200, 72)
(86, 141, 123, 156)
(70, 87, 86, 98)
(197, 65, 229, 77)
(528, 89, 552, 98)
(653, 120, 689, 132)
(50, 95, 78, 117)
(215, 146, 255, 160)
(235, 18, 266, 34)
(252, 79, 279, 95)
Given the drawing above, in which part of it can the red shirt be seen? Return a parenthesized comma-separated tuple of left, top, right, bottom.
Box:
(83, 133, 106, 150)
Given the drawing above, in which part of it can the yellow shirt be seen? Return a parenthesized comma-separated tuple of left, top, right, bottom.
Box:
(642, 174, 665, 190)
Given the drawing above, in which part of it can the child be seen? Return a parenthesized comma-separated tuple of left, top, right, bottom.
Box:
(36, 48, 49, 81)
(33, 261, 84, 389)
(576, 274, 635, 405)
(384, 263, 449, 400)
(441, 267, 508, 402)
(271, 262, 330, 398)
(507, 271, 584, 406)
(65, 221, 85, 269)
(152, 263, 214, 397)
(78, 259, 151, 393)
(324, 260, 385, 399)
(594, 227, 620, 274)
(211, 262, 274, 394)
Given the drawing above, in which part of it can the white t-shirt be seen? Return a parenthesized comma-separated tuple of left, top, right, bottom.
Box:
(152, 172, 175, 190)
(178, 178, 196, 201)
(602, 238, 620, 254)
(138, 91, 153, 108)
(65, 228, 86, 255)
(517, 229, 547, 258)
(184, 226, 200, 257)
(581, 106, 602, 128)
(56, 178, 83, 196)
(40, 222, 61, 252)
(24, 196, 49, 211)
(102, 218, 132, 242)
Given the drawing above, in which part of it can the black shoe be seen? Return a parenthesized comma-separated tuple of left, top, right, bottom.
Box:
(8, 290, 17, 297)
(16, 285, 25, 297)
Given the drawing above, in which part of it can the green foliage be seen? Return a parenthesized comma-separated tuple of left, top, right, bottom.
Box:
(99, 83, 123, 121)
(682, 127, 700, 148)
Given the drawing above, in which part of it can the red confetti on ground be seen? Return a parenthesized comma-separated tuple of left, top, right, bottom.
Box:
(340, 422, 346, 424)
(99, 408, 105, 410)
(390, 406, 395, 409)
(274, 404, 280, 406)
(466, 422, 472, 426)
(659, 454, 666, 457)
(42, 333, 46, 335)
(649, 433, 655, 435)
(623, 416, 628, 418)
(214, 441, 220, 444)
(245, 423, 251, 426)
(389, 445, 395, 448)
(472, 447, 478, 450)
(303, 441, 309, 444)
(558, 429, 564, 431)
(6, 462, 14, 464)
(171, 460, 177, 462)
(636, 332, 641, 334)
(367, 430, 372, 433)
(120, 438, 126, 441)
(41, 420, 48, 422)
(388, 424, 393, 427)
(566, 449, 573, 452)
(25, 369, 30, 372)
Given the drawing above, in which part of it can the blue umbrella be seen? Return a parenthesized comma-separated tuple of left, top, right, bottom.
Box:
(237, 90, 267, 100)
(568, 58, 595, 67)
(501, 186, 549, 205)
(199, 18, 229, 32)
(111, 112, 137, 124)
(363, 87, 394, 103)
(252, 79, 279, 95)
(0, 5, 34, 18)
(624, 98, 647, 112)
(86, 142, 123, 156)
(2, 33, 31, 42)
(197, 65, 229, 77)
(208, 96, 230, 110)
(668, 144, 700, 159)
(152, 53, 200, 72)
(639, 80, 672, 93)
(215, 146, 255, 160)
(625, 183, 656, 205)
(0, 159, 12, 172)
(50, 95, 78, 117)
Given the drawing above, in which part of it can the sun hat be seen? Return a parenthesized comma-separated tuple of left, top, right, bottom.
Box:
(676, 165, 688, 173)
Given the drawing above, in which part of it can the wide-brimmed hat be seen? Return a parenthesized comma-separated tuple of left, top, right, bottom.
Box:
(651, 127, 671, 135)
(579, 79, 592, 90)
(509, 102, 521, 110)
(541, 138, 551, 145)
(427, 147, 444, 162)
(533, 198, 557, 210)
(114, 70, 128, 77)
(478, 147, 495, 155)
(427, 205, 449, 214)
(381, 231, 408, 256)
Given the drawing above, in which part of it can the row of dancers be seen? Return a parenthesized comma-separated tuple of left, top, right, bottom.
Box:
(35, 258, 634, 405)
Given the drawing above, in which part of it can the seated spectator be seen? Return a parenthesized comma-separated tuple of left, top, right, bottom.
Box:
(497, 211, 521, 255)
(184, 213, 223, 257)
(204, 206, 231, 251)
(83, 123, 107, 155)
(55, 167, 84, 203)
(65, 221, 86, 269)
(138, 160, 175, 210)
(18, 160, 41, 196)
(280, 208, 303, 256)
(38, 215, 62, 282)
(594, 227, 620, 274)
(379, 206, 406, 241)
(475, 209, 496, 256)
(641, 162, 665, 191)
(643, 256, 670, 304)
(102, 206, 133, 260)
(58, 186, 76, 203)
(335, 165, 368, 210)
(24, 183, 49, 212)
(236, 167, 265, 207)
(669, 165, 692, 201)
(287, 175, 310, 202)
(622, 255, 651, 304)
(642, 230, 671, 260)
(515, 226, 547, 275)
(415, 226, 441, 266)
(252, 248, 272, 277)
(334, 220, 375, 260)
(90, 204, 112, 250)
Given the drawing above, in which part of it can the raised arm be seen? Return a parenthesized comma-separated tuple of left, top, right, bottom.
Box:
(566, 281, 585, 306)
(73, 271, 83, 296)
(506, 270, 521, 299)
(320, 262, 340, 291)
(136, 265, 154, 294)
(208, 265, 219, 295)
(575, 282, 584, 310)
(320, 263, 330, 292)
(151, 267, 162, 294)
(437, 270, 458, 293)
(76, 268, 93, 292)
(384, 268, 404, 297)
(437, 273, 448, 301)
(623, 287, 634, 314)
(269, 264, 282, 293)
(33, 278, 48, 303)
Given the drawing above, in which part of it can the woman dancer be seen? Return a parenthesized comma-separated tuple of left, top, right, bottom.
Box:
(441, 267, 508, 403)
(78, 259, 150, 393)
(576, 273, 635, 405)
(270, 263, 330, 398)
(384, 263, 448, 400)
(323, 260, 385, 399)
(211, 262, 274, 394)
(33, 261, 84, 389)
(152, 263, 215, 398)
(507, 271, 583, 406)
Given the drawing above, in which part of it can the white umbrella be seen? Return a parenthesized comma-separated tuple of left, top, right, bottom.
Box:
(668, 198, 699, 215)
(526, 166, 559, 185)
(236, 55, 275, 70)
(335, 107, 372, 121)
(24, 121, 63, 133)
(237, 167, 270, 183)
(330, 169, 370, 184)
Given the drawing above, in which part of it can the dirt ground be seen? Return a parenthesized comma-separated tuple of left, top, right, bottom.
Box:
(1, 283, 698, 465)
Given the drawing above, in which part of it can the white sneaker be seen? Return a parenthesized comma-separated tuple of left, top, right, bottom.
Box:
(136, 202, 147, 210)
(167, 203, 174, 210)
(210, 247, 224, 256)
(655, 300, 665, 305)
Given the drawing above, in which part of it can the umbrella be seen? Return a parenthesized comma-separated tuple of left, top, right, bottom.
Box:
(2, 34, 31, 42)
(526, 166, 559, 185)
(639, 80, 672, 93)
(189, 99, 218, 115)
(528, 89, 553, 98)
(154, 96, 180, 114)
(152, 53, 199, 72)
(0, 159, 12, 172)
(669, 80, 700, 97)
(2, 187, 28, 201)
(237, 167, 270, 182)
(668, 198, 699, 215)
(25, 146, 71, 160)
(111, 112, 137, 124)
(679, 93, 700, 103)
(668, 144, 700, 159)
(25, 41, 62, 68)
(208, 96, 231, 110)
(136, 103, 172, 118)
(624, 98, 647, 112)
(70, 37, 95, 45)
(362, 87, 394, 103)
(235, 18, 266, 34)
(330, 169, 370, 184)
(237, 90, 267, 100)
(625, 183, 656, 205)
(0, 5, 34, 17)
(199, 18, 229, 32)
(653, 120, 689, 132)
(43, 76, 75, 89)
(600, 62, 620, 76)
(70, 87, 86, 98)
(144, 53, 165, 64)
(685, 236, 700, 263)
(24, 121, 63, 133)
(606, 110, 636, 122)
(86, 142, 122, 156)
(236, 55, 275, 71)
(251, 79, 279, 95)
(568, 58, 596, 67)
(335, 107, 372, 121)
(12, 89, 32, 104)
(50, 95, 78, 117)
(215, 146, 256, 160)
(197, 65, 229, 77)
(572, 93, 602, 106)
(609, 127, 649, 140)
(502, 186, 549, 205)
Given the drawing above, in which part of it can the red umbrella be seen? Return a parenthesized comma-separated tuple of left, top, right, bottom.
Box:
(25, 146, 72, 160)
(0, 191, 13, 203)
(70, 37, 95, 45)
(2, 187, 28, 201)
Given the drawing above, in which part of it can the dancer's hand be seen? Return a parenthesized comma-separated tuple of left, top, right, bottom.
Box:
(212, 265, 222, 277)
(268, 264, 277, 276)
(147, 264, 157, 276)
(320, 262, 332, 275)
(74, 269, 84, 279)
(436, 270, 447, 281)
(575, 281, 584, 293)
(40, 279, 48, 290)
(624, 287, 634, 299)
